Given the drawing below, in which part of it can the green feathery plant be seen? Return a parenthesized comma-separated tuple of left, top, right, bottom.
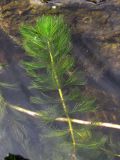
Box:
(20, 15, 106, 159)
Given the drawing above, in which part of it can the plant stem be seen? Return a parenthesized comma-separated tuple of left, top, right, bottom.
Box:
(47, 41, 76, 153)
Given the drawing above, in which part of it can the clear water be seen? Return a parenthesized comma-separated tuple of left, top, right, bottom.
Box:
(0, 1, 120, 160)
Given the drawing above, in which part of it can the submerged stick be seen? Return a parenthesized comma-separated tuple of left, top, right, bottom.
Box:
(10, 105, 120, 130)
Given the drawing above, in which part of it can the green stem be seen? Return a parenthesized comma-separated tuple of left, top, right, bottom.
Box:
(47, 41, 76, 153)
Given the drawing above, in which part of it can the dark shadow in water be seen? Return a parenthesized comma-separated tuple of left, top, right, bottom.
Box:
(5, 153, 30, 160)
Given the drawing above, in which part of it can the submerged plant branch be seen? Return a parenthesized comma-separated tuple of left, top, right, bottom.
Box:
(10, 105, 120, 130)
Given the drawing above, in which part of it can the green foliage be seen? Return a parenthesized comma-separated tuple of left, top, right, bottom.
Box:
(20, 15, 106, 159)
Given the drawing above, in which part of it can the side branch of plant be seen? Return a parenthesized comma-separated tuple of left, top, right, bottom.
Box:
(10, 104, 120, 130)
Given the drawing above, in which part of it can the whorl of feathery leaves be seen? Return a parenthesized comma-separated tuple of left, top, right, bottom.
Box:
(20, 15, 105, 159)
(20, 15, 85, 90)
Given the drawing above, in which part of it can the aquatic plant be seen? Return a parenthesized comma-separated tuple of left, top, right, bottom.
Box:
(19, 15, 107, 159)
(0, 14, 119, 158)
